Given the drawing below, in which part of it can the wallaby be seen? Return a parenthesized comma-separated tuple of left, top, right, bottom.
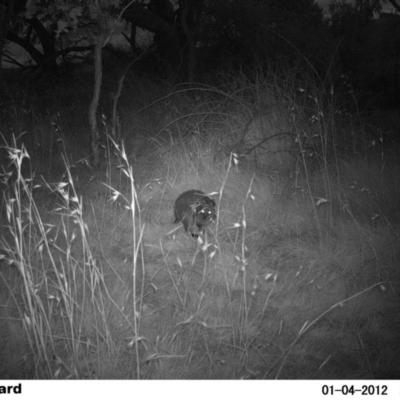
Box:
(174, 190, 217, 237)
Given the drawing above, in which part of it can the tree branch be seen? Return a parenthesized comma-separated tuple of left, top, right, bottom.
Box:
(387, 0, 400, 13)
(2, 52, 26, 68)
(6, 30, 45, 64)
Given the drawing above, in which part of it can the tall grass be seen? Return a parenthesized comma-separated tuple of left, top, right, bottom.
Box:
(0, 135, 144, 378)
(0, 62, 399, 379)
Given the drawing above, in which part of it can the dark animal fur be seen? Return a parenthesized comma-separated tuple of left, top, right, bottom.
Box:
(174, 190, 217, 236)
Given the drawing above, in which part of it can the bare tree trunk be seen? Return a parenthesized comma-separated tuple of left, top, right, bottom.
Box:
(179, 0, 196, 82)
(0, 0, 15, 99)
(88, 15, 108, 167)
(111, 56, 143, 142)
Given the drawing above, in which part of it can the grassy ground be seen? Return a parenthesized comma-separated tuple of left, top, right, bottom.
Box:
(0, 62, 399, 379)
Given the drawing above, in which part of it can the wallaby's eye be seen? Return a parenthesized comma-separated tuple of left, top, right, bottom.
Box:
(199, 208, 211, 216)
